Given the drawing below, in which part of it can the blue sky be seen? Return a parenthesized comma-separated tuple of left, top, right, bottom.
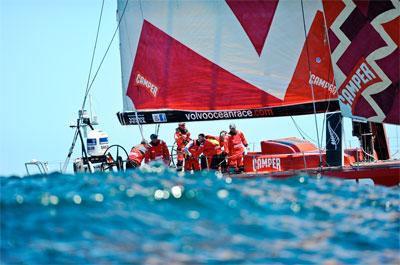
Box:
(0, 0, 398, 176)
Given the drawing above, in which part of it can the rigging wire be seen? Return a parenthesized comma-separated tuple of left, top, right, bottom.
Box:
(81, 0, 105, 111)
(290, 116, 317, 144)
(300, 0, 323, 167)
(319, 6, 337, 150)
(81, 0, 129, 111)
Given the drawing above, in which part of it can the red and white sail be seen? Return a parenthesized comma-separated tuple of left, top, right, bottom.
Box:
(117, 0, 338, 125)
(322, 0, 399, 125)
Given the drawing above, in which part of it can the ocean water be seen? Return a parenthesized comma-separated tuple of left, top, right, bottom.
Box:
(1, 164, 399, 264)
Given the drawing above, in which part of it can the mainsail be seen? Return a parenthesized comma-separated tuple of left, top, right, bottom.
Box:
(116, 0, 339, 125)
(322, 0, 399, 125)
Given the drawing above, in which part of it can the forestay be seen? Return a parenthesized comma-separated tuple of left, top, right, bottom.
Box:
(117, 0, 339, 125)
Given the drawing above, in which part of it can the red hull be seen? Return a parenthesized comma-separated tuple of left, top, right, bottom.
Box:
(239, 137, 400, 187)
(233, 161, 400, 187)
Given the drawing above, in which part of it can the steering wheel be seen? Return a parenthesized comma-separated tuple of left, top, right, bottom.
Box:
(101, 144, 129, 172)
(170, 141, 178, 167)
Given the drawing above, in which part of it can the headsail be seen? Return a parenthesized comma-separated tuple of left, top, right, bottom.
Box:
(322, 0, 399, 125)
(117, 0, 338, 125)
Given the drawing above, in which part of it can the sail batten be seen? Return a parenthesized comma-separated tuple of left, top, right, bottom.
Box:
(117, 0, 339, 124)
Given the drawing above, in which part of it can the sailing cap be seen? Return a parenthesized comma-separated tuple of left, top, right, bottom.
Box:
(150, 134, 158, 140)
(229, 123, 236, 129)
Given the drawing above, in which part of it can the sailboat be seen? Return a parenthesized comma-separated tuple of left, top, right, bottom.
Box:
(66, 0, 399, 186)
(113, 0, 399, 186)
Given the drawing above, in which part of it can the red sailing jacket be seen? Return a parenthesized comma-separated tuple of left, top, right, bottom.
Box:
(185, 139, 202, 158)
(128, 144, 149, 165)
(226, 130, 248, 155)
(174, 129, 191, 149)
(201, 138, 222, 157)
(220, 134, 229, 152)
(145, 140, 170, 163)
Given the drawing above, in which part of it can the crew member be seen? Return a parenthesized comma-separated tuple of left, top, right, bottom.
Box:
(226, 123, 248, 173)
(198, 133, 224, 170)
(219, 130, 228, 149)
(183, 138, 202, 171)
(219, 130, 229, 173)
(174, 122, 191, 171)
(126, 140, 150, 169)
(145, 134, 171, 165)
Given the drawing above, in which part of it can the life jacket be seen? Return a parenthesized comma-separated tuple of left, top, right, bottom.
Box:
(128, 144, 148, 165)
(226, 130, 248, 154)
(145, 140, 170, 163)
(174, 128, 191, 149)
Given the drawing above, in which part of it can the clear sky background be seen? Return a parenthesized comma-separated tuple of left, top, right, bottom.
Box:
(0, 0, 398, 176)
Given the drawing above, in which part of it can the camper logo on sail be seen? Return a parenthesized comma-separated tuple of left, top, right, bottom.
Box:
(338, 60, 380, 111)
(309, 74, 337, 95)
(135, 73, 159, 97)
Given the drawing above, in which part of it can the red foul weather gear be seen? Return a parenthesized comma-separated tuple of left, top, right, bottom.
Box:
(219, 135, 229, 172)
(226, 130, 248, 170)
(174, 128, 191, 162)
(128, 143, 149, 167)
(200, 138, 222, 169)
(184, 139, 202, 171)
(145, 139, 170, 165)
(220, 134, 229, 152)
